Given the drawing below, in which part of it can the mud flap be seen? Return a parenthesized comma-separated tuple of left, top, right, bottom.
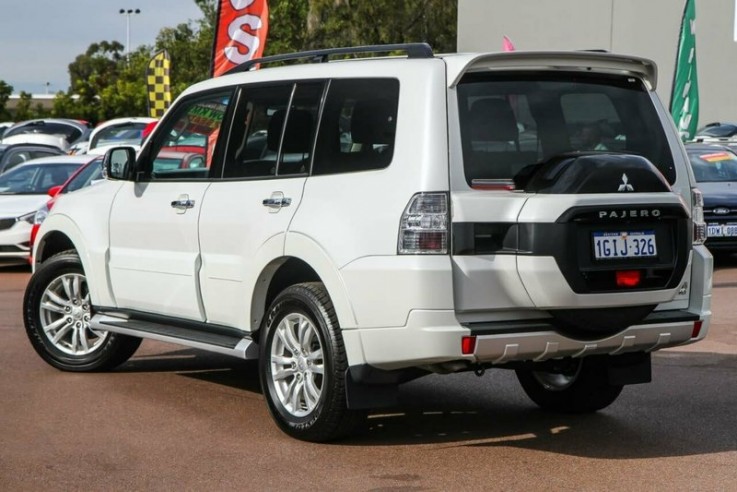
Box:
(606, 352, 652, 386)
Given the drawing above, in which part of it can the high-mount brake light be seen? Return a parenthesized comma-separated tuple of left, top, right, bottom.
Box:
(692, 188, 707, 245)
(398, 192, 449, 254)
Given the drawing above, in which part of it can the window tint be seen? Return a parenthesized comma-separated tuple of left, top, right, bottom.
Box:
(224, 82, 322, 179)
(147, 92, 231, 180)
(312, 78, 399, 175)
(457, 72, 676, 185)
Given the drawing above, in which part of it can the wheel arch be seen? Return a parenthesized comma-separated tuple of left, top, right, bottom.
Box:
(251, 255, 356, 334)
(33, 214, 113, 307)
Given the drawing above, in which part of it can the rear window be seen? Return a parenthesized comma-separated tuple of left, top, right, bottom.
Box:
(457, 72, 676, 185)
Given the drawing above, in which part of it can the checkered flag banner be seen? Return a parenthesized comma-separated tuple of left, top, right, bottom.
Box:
(146, 50, 172, 118)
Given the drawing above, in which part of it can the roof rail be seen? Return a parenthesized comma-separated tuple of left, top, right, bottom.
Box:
(225, 42, 434, 75)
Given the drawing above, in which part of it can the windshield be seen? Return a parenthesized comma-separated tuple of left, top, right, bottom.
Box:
(687, 149, 737, 182)
(0, 164, 80, 194)
(90, 123, 148, 150)
(457, 72, 676, 185)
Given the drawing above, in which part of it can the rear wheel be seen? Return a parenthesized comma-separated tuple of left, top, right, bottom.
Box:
(515, 357, 623, 413)
(23, 251, 141, 372)
(259, 282, 364, 442)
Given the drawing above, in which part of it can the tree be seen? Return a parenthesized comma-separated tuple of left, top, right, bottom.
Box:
(13, 91, 34, 121)
(0, 80, 12, 121)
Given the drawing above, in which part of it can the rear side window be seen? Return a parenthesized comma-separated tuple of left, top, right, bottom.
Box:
(312, 78, 399, 175)
(457, 72, 676, 185)
(223, 82, 323, 179)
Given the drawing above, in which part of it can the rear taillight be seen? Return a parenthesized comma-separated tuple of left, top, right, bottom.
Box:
(692, 188, 706, 245)
(398, 192, 448, 254)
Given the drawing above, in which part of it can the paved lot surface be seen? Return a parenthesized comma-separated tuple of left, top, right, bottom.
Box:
(0, 261, 735, 491)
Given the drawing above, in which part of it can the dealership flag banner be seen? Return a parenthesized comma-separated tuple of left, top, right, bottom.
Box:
(212, 0, 269, 77)
(146, 50, 172, 118)
(670, 0, 699, 140)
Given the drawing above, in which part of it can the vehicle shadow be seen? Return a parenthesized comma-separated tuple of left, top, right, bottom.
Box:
(117, 347, 736, 459)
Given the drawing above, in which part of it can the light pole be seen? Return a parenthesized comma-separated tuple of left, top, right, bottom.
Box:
(119, 8, 141, 56)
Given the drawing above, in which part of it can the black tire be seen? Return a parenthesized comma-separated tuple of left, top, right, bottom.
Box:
(259, 282, 364, 442)
(515, 357, 623, 413)
(23, 250, 141, 372)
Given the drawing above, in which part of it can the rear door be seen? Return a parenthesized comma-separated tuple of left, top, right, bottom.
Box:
(449, 68, 690, 319)
(107, 90, 232, 321)
(198, 81, 324, 329)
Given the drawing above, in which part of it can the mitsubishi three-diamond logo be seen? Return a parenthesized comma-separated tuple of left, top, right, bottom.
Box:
(617, 173, 634, 192)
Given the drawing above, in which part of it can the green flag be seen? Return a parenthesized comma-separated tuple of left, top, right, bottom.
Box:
(670, 0, 699, 140)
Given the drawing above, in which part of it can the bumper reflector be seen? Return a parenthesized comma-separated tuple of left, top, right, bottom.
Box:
(692, 320, 703, 338)
(461, 335, 477, 355)
(616, 270, 641, 287)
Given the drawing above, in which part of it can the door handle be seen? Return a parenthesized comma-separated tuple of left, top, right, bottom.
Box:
(171, 198, 195, 210)
(262, 197, 292, 209)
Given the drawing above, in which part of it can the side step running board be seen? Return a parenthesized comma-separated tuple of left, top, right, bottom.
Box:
(90, 314, 258, 359)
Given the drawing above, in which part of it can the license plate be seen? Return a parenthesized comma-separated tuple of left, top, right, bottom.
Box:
(707, 223, 737, 237)
(593, 231, 657, 259)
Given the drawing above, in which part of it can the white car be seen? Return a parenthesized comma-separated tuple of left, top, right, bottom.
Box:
(25, 44, 713, 441)
(0, 155, 91, 264)
(74, 117, 156, 156)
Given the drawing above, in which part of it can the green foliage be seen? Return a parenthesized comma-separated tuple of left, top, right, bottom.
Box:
(13, 91, 34, 121)
(52, 0, 457, 121)
(0, 80, 13, 120)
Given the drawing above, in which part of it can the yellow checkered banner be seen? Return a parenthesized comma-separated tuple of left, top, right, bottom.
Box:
(146, 50, 172, 118)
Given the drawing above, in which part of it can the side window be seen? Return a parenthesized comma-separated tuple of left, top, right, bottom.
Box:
(223, 82, 322, 179)
(313, 78, 399, 175)
(147, 91, 231, 180)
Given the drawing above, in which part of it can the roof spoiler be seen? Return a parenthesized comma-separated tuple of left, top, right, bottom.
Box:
(447, 51, 658, 89)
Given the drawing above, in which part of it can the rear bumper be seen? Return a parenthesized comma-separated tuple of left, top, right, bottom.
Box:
(352, 307, 709, 371)
(469, 310, 705, 364)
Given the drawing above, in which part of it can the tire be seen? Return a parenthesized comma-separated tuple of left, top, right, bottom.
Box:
(23, 250, 141, 372)
(515, 357, 623, 413)
(259, 282, 364, 442)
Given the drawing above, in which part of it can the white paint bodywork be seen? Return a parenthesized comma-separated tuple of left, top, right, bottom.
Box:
(32, 51, 713, 371)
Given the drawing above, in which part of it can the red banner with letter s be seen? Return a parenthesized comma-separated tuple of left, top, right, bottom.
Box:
(212, 0, 269, 77)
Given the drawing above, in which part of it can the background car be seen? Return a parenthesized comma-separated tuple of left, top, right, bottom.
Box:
(79, 117, 157, 156)
(0, 143, 66, 174)
(0, 122, 13, 138)
(686, 142, 737, 255)
(0, 155, 88, 264)
(1, 119, 91, 150)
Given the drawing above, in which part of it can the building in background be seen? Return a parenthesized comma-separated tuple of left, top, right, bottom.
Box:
(458, 0, 737, 127)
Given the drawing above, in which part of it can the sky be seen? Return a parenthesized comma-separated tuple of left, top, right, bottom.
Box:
(0, 0, 205, 95)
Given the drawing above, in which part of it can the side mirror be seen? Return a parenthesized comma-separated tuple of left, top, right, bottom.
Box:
(102, 147, 137, 181)
(47, 185, 62, 197)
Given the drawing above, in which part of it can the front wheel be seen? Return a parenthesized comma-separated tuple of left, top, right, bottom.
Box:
(515, 357, 623, 413)
(23, 251, 141, 372)
(259, 282, 364, 442)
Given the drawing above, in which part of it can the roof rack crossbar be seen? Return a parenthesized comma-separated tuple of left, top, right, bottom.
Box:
(226, 42, 433, 75)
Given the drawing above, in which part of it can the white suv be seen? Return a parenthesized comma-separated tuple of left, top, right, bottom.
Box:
(23, 44, 712, 442)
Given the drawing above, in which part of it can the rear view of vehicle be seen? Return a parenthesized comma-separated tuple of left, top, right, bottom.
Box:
(445, 51, 711, 410)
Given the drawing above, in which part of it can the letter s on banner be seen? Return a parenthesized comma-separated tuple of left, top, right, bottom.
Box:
(211, 0, 269, 77)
